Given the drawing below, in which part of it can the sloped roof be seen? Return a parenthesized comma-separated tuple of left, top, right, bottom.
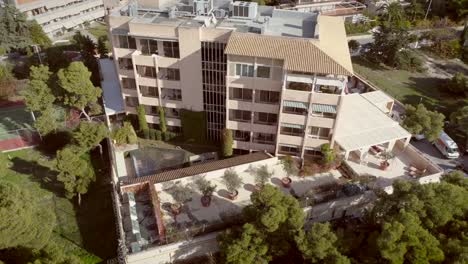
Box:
(225, 32, 352, 76)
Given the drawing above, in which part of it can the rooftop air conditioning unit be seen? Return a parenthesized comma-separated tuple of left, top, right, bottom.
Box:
(190, 0, 213, 15)
(213, 9, 227, 19)
(230, 1, 258, 19)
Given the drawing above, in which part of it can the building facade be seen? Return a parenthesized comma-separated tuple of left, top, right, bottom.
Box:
(5, 0, 106, 38)
(108, 0, 356, 159)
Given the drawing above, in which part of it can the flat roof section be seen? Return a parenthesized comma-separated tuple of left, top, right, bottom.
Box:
(334, 94, 411, 151)
(99, 59, 125, 115)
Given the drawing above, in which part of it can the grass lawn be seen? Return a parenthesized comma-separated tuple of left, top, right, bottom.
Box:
(1, 146, 117, 263)
(352, 56, 468, 117)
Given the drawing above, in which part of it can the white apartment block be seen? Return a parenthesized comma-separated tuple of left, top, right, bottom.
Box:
(107, 0, 410, 160)
(5, 0, 106, 38)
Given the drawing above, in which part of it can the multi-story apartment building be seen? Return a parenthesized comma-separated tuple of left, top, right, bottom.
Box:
(5, 0, 106, 38)
(108, 0, 357, 160)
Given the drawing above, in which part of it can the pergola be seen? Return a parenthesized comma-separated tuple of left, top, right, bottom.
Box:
(334, 94, 411, 161)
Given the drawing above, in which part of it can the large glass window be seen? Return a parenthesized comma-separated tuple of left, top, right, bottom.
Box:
(159, 68, 180, 81)
(256, 90, 280, 104)
(279, 145, 300, 155)
(118, 58, 133, 70)
(256, 66, 270, 78)
(161, 88, 182, 101)
(121, 78, 136, 90)
(253, 133, 275, 144)
(254, 112, 277, 125)
(117, 35, 136, 49)
(125, 96, 138, 107)
(280, 124, 304, 136)
(136, 65, 156, 78)
(287, 82, 312, 92)
(230, 87, 252, 101)
(143, 105, 158, 116)
(140, 39, 158, 55)
(166, 107, 180, 118)
(229, 110, 251, 123)
(308, 126, 330, 139)
(163, 41, 180, 58)
(235, 64, 254, 77)
(233, 130, 250, 142)
(140, 85, 158, 97)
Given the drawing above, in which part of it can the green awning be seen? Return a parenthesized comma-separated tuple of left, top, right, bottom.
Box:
(281, 123, 304, 129)
(283, 100, 309, 109)
(312, 104, 337, 114)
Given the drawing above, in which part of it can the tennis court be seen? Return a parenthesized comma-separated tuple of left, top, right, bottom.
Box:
(0, 104, 40, 151)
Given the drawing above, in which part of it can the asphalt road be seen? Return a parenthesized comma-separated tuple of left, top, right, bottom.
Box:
(410, 139, 468, 173)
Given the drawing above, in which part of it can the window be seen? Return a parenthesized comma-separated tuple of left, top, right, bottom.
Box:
(163, 41, 180, 58)
(166, 108, 180, 118)
(230, 88, 252, 101)
(144, 105, 158, 115)
(230, 110, 251, 123)
(121, 78, 136, 90)
(310, 104, 337, 118)
(288, 82, 312, 92)
(280, 124, 304, 136)
(125, 96, 138, 107)
(315, 85, 341, 94)
(167, 125, 182, 134)
(283, 103, 308, 115)
(161, 88, 182, 101)
(256, 90, 280, 104)
(305, 148, 321, 157)
(140, 86, 158, 97)
(159, 68, 180, 81)
(233, 130, 250, 142)
(308, 126, 330, 139)
(136, 65, 156, 78)
(140, 39, 158, 55)
(117, 35, 136, 49)
(118, 58, 133, 70)
(256, 66, 270, 78)
(235, 64, 254, 77)
(254, 112, 277, 125)
(279, 145, 300, 155)
(253, 133, 275, 144)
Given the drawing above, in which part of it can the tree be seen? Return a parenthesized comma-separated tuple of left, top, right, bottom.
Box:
(447, 73, 467, 94)
(0, 64, 16, 100)
(194, 176, 217, 197)
(46, 48, 71, 72)
(57, 62, 102, 120)
(97, 36, 109, 58)
(222, 169, 243, 194)
(281, 155, 298, 177)
(222, 129, 233, 158)
(159, 107, 167, 134)
(29, 21, 51, 48)
(321, 143, 335, 165)
(296, 223, 350, 264)
(34, 107, 59, 135)
(0, 181, 56, 250)
(112, 121, 137, 145)
(22, 65, 55, 112)
(443, 170, 468, 189)
(0, 5, 32, 52)
(376, 211, 444, 264)
(137, 105, 149, 132)
(347, 40, 360, 52)
(55, 146, 95, 205)
(253, 165, 273, 188)
(402, 103, 445, 141)
(72, 121, 108, 153)
(450, 106, 468, 135)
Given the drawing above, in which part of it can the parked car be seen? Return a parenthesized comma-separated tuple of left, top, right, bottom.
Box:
(433, 131, 460, 159)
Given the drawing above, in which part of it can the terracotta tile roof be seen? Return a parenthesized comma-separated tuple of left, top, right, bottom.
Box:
(121, 152, 273, 185)
(225, 32, 352, 76)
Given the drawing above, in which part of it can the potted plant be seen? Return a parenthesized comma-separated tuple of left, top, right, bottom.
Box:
(195, 176, 217, 207)
(281, 155, 298, 188)
(380, 151, 395, 171)
(222, 168, 243, 200)
(168, 184, 193, 216)
(254, 165, 273, 190)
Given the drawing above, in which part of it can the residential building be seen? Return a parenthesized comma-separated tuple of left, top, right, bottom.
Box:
(107, 0, 367, 159)
(4, 0, 106, 38)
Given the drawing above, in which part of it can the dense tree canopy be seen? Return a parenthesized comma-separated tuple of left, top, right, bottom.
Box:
(402, 103, 445, 141)
(450, 106, 468, 136)
(0, 181, 56, 250)
(72, 121, 108, 152)
(22, 65, 55, 112)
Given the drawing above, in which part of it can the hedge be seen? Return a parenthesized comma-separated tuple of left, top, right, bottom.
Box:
(180, 109, 206, 143)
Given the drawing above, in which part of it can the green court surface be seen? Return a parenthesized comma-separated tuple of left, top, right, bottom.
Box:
(0, 105, 35, 140)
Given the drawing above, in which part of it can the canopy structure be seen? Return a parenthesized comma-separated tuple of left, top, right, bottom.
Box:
(334, 94, 411, 159)
(361, 90, 394, 114)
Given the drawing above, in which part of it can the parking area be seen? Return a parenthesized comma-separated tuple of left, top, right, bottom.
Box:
(410, 139, 467, 171)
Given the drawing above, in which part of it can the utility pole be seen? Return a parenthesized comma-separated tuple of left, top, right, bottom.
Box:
(424, 0, 433, 20)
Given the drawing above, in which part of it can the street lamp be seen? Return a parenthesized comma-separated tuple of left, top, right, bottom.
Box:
(31, 44, 43, 64)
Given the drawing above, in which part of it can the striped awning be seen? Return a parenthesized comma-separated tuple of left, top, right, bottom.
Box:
(283, 100, 309, 109)
(312, 104, 337, 114)
(281, 123, 304, 129)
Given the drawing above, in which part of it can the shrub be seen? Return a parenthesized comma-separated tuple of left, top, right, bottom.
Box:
(394, 50, 425, 72)
(155, 129, 162, 140)
(158, 107, 167, 133)
(222, 169, 243, 193)
(321, 144, 335, 165)
(281, 155, 298, 177)
(195, 176, 217, 197)
(142, 128, 150, 139)
(345, 22, 373, 35)
(348, 40, 360, 52)
(447, 73, 467, 94)
(149, 129, 156, 140)
(222, 129, 233, 158)
(168, 184, 193, 204)
(112, 121, 137, 145)
(137, 105, 149, 131)
(163, 131, 176, 141)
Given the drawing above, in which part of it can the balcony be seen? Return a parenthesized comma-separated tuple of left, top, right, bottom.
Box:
(287, 82, 312, 92)
(278, 134, 303, 146)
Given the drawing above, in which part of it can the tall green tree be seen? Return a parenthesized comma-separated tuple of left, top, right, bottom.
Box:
(402, 103, 445, 142)
(29, 21, 51, 48)
(72, 121, 108, 154)
(97, 36, 109, 58)
(0, 5, 32, 52)
(0, 63, 16, 100)
(22, 65, 55, 112)
(57, 62, 102, 120)
(137, 105, 149, 131)
(34, 108, 59, 135)
(0, 181, 56, 250)
(447, 73, 467, 94)
(55, 146, 95, 205)
(450, 106, 468, 136)
(222, 129, 233, 158)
